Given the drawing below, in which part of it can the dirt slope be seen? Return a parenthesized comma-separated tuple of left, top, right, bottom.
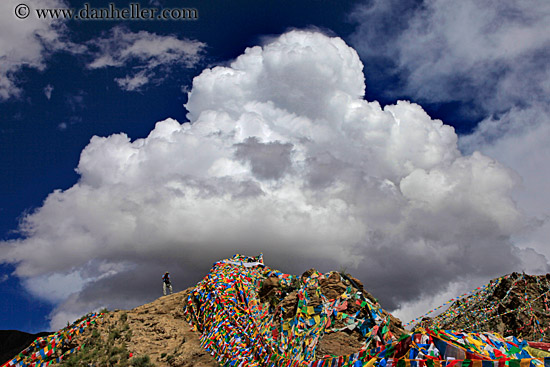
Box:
(60, 290, 219, 367)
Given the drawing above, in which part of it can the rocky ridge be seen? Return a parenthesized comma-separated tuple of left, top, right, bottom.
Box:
(419, 272, 550, 342)
(5, 266, 550, 367)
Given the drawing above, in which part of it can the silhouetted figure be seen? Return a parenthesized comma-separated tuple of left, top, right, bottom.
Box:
(162, 272, 173, 296)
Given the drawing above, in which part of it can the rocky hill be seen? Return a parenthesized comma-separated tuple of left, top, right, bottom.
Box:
(418, 272, 550, 342)
(62, 291, 219, 367)
(2, 255, 406, 367)
(4, 258, 550, 367)
(2, 291, 218, 367)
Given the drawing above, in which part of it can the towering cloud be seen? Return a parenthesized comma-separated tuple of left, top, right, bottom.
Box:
(0, 31, 532, 329)
(350, 0, 550, 264)
(349, 0, 550, 320)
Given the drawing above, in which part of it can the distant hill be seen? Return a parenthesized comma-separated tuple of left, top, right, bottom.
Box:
(419, 272, 550, 342)
(0, 330, 50, 365)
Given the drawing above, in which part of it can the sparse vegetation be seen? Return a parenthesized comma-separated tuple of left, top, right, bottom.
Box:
(40, 292, 220, 367)
(111, 345, 126, 357)
(109, 328, 121, 341)
(131, 355, 154, 367)
(109, 354, 120, 365)
(58, 312, 137, 367)
(124, 329, 132, 342)
(120, 312, 128, 323)
(60, 336, 132, 367)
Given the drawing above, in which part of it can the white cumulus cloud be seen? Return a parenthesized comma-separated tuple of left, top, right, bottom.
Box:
(0, 30, 533, 329)
(350, 0, 550, 111)
(350, 0, 550, 319)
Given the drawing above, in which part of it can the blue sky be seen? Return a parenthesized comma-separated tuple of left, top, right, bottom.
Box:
(1, 0, 549, 333)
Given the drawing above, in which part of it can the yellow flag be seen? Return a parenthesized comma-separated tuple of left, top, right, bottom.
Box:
(520, 359, 532, 367)
(307, 306, 315, 314)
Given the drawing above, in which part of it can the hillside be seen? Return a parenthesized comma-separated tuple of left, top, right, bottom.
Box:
(61, 291, 219, 367)
(4, 257, 550, 367)
(418, 272, 550, 342)
(2, 291, 219, 367)
(2, 255, 407, 367)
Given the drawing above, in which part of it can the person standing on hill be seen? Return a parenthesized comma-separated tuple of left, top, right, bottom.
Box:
(162, 272, 173, 296)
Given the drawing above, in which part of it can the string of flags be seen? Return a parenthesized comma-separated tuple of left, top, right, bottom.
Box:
(6, 255, 550, 367)
(410, 273, 550, 342)
(183, 254, 396, 366)
(182, 255, 550, 367)
(404, 277, 508, 329)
